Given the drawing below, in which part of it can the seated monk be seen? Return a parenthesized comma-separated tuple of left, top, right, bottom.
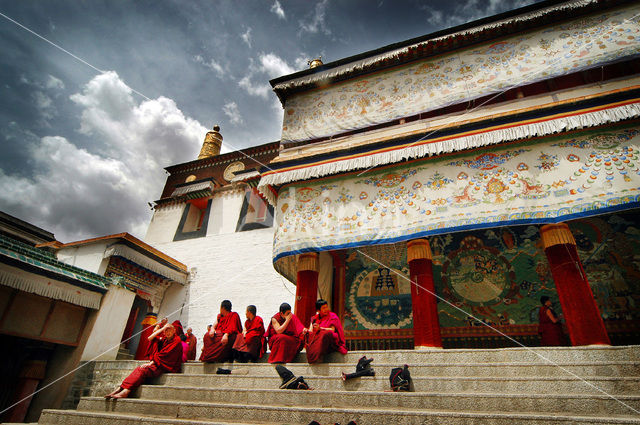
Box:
(105, 322, 182, 399)
(267, 302, 304, 364)
(172, 320, 185, 337)
(185, 327, 197, 361)
(200, 299, 242, 363)
(143, 317, 168, 359)
(232, 305, 266, 362)
(304, 299, 348, 364)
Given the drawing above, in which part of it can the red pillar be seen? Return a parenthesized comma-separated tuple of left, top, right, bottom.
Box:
(3, 360, 47, 422)
(294, 252, 319, 328)
(540, 223, 610, 346)
(407, 239, 442, 349)
(135, 312, 158, 360)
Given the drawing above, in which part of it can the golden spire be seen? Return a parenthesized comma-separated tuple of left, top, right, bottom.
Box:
(198, 125, 223, 159)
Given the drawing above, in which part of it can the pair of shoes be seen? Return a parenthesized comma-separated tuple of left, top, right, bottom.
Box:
(356, 356, 373, 372)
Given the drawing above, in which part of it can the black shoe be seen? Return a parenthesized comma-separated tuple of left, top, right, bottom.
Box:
(216, 367, 231, 375)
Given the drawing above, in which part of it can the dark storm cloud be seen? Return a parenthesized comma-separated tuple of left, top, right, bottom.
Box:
(0, 0, 544, 241)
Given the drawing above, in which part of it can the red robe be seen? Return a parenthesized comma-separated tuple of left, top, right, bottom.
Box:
(200, 312, 242, 363)
(121, 335, 183, 390)
(539, 306, 565, 346)
(186, 333, 197, 361)
(266, 313, 304, 363)
(232, 316, 266, 360)
(305, 311, 348, 364)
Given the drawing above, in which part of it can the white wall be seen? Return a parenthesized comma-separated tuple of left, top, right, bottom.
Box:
(145, 203, 186, 245)
(157, 281, 189, 326)
(57, 242, 110, 275)
(81, 285, 136, 361)
(149, 227, 295, 346)
(207, 190, 244, 236)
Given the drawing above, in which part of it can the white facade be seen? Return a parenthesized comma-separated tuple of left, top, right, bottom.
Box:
(145, 203, 186, 246)
(145, 187, 295, 348)
(81, 285, 135, 361)
(57, 242, 111, 276)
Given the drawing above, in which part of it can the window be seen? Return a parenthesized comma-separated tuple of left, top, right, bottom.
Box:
(236, 187, 274, 232)
(173, 198, 212, 241)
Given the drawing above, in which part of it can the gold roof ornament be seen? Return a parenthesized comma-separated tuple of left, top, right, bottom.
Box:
(307, 57, 323, 69)
(198, 125, 223, 159)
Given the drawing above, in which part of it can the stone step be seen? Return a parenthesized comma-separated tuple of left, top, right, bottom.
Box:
(319, 346, 640, 364)
(157, 373, 640, 394)
(183, 360, 640, 378)
(135, 386, 640, 416)
(38, 409, 276, 425)
(86, 346, 640, 369)
(69, 398, 640, 425)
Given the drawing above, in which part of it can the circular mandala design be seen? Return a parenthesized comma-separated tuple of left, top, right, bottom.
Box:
(442, 240, 515, 305)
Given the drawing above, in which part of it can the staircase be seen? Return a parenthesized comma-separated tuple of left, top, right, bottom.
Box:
(39, 345, 640, 424)
(115, 343, 134, 360)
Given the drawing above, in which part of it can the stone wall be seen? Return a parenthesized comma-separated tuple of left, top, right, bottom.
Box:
(61, 360, 145, 409)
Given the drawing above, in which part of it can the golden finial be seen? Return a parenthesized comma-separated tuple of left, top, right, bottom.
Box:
(308, 57, 323, 69)
(198, 125, 223, 159)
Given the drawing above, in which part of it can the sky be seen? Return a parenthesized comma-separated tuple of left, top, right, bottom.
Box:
(0, 0, 543, 242)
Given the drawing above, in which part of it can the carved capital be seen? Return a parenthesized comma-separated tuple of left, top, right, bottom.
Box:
(407, 238, 433, 262)
(540, 223, 576, 249)
(297, 252, 319, 272)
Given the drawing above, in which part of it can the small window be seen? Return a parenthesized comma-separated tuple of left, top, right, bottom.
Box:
(174, 198, 212, 241)
(236, 188, 274, 232)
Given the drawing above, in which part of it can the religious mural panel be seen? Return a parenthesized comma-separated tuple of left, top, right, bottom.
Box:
(569, 212, 640, 322)
(343, 245, 412, 331)
(280, 4, 640, 142)
(341, 212, 640, 333)
(432, 225, 559, 328)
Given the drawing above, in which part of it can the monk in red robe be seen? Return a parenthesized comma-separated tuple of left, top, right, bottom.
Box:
(200, 299, 242, 363)
(105, 322, 183, 398)
(185, 327, 197, 361)
(143, 317, 168, 359)
(172, 320, 185, 337)
(232, 305, 266, 362)
(304, 299, 348, 364)
(267, 302, 304, 364)
(538, 296, 566, 346)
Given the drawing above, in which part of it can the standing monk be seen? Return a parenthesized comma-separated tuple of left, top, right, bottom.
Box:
(305, 299, 348, 364)
(185, 327, 197, 361)
(232, 305, 266, 362)
(105, 322, 182, 399)
(200, 300, 242, 363)
(538, 296, 565, 346)
(266, 303, 305, 364)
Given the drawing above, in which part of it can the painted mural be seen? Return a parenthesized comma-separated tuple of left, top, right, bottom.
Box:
(342, 212, 640, 332)
(569, 212, 640, 321)
(432, 226, 560, 328)
(343, 245, 412, 331)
